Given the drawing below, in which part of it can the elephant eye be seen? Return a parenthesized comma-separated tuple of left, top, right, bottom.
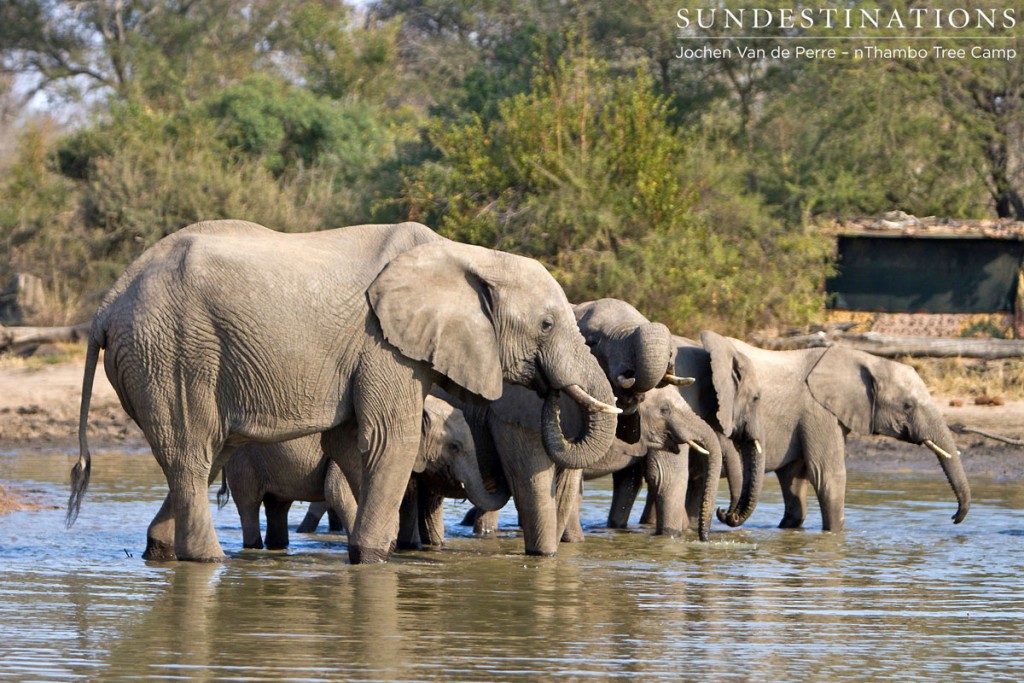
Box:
(660, 404, 671, 416)
(540, 317, 555, 334)
(448, 442, 461, 455)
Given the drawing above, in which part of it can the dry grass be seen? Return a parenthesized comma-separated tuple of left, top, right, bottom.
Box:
(0, 342, 86, 370)
(904, 356, 1024, 401)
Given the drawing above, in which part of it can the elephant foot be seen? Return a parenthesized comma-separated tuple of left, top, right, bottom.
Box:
(242, 540, 265, 550)
(606, 520, 629, 530)
(142, 538, 176, 562)
(656, 528, 683, 538)
(524, 548, 558, 558)
(349, 545, 393, 564)
(561, 528, 585, 543)
(395, 538, 423, 552)
(778, 517, 805, 529)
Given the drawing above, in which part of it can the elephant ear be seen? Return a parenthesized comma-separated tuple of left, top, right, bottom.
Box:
(806, 347, 874, 434)
(700, 330, 739, 437)
(368, 241, 503, 401)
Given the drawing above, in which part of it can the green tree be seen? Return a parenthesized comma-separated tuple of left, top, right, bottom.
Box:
(403, 45, 832, 335)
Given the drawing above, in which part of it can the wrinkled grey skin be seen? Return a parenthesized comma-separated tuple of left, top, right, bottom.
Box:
(708, 341, 971, 531)
(220, 396, 507, 550)
(69, 220, 617, 563)
(642, 332, 765, 528)
(569, 386, 723, 541)
(456, 298, 678, 556)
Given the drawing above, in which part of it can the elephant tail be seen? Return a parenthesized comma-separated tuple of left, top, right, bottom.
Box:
(216, 471, 230, 510)
(67, 334, 101, 528)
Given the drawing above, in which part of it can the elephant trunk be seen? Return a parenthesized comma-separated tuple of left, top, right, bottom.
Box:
(541, 359, 619, 470)
(453, 455, 510, 512)
(719, 437, 764, 527)
(694, 425, 724, 542)
(922, 425, 971, 524)
(630, 322, 674, 392)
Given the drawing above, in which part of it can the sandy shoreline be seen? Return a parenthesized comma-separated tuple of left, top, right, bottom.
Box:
(2, 357, 1023, 483)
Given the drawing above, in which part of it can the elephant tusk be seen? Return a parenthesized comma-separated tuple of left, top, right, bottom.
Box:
(663, 374, 695, 387)
(923, 439, 955, 459)
(686, 439, 711, 456)
(754, 439, 763, 455)
(563, 384, 623, 415)
(617, 374, 637, 389)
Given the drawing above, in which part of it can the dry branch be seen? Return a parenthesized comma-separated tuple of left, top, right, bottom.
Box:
(0, 323, 91, 354)
(756, 330, 1024, 360)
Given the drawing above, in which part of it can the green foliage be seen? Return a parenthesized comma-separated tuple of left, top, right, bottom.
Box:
(404, 46, 833, 335)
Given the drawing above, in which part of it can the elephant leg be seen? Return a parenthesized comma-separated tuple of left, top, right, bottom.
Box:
(491, 421, 560, 556)
(396, 484, 422, 551)
(297, 502, 328, 534)
(419, 489, 446, 547)
(556, 468, 585, 543)
(234, 495, 265, 549)
(145, 442, 225, 562)
(263, 495, 293, 550)
(638, 495, 656, 526)
(326, 507, 345, 532)
(648, 449, 689, 537)
(144, 494, 177, 561)
(777, 460, 809, 529)
(348, 374, 428, 564)
(473, 509, 500, 536)
(609, 461, 644, 529)
(802, 423, 847, 532)
(808, 462, 846, 532)
(324, 459, 358, 535)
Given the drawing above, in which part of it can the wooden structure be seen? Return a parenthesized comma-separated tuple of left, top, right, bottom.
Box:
(825, 212, 1024, 339)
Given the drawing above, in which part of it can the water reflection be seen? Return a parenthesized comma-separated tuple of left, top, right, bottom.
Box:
(1, 448, 1023, 681)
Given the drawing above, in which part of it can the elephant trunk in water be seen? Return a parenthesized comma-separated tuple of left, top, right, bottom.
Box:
(720, 438, 765, 528)
(540, 356, 620, 470)
(920, 420, 971, 524)
(689, 423, 724, 542)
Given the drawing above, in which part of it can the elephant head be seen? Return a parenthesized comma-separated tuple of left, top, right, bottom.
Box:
(414, 396, 509, 512)
(368, 241, 619, 471)
(636, 386, 723, 541)
(574, 299, 687, 444)
(692, 331, 765, 528)
(806, 346, 970, 524)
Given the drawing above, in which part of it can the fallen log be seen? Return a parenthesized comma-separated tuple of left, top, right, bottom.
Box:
(0, 323, 91, 354)
(950, 423, 1024, 448)
(757, 330, 1024, 360)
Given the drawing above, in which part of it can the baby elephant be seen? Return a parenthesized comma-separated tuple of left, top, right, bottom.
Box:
(221, 396, 507, 550)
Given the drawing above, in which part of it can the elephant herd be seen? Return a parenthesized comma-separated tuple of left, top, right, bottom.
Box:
(66, 220, 971, 564)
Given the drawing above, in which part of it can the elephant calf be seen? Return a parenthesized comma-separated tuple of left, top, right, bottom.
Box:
(221, 396, 508, 550)
(568, 386, 723, 541)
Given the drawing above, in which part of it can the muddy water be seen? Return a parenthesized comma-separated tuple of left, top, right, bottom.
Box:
(1, 449, 1023, 682)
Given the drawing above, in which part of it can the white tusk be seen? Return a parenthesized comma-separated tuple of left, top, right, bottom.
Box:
(563, 384, 623, 415)
(617, 374, 636, 389)
(663, 374, 695, 387)
(686, 439, 711, 456)
(754, 439, 763, 455)
(923, 439, 954, 460)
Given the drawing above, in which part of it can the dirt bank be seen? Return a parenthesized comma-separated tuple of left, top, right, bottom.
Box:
(1, 357, 1023, 483)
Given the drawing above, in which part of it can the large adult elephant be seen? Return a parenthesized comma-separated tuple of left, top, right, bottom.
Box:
(68, 220, 619, 563)
(453, 298, 685, 555)
(705, 340, 971, 531)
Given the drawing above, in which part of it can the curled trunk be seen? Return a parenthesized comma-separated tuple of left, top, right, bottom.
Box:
(541, 387, 618, 469)
(631, 322, 673, 392)
(718, 438, 764, 527)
